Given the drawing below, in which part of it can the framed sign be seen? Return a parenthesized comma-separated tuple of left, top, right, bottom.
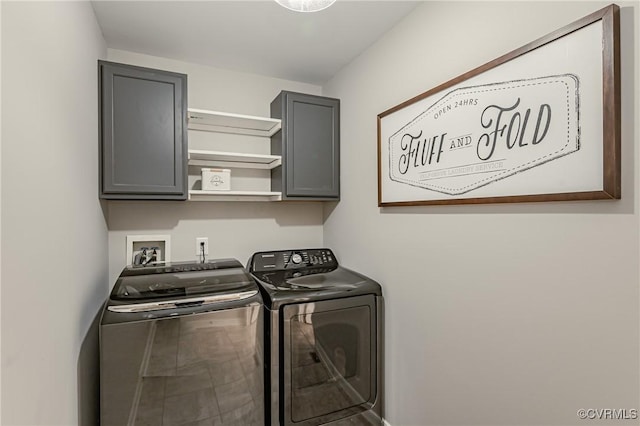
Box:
(378, 4, 620, 206)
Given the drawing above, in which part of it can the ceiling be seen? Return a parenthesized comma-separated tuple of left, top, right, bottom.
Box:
(90, 0, 421, 85)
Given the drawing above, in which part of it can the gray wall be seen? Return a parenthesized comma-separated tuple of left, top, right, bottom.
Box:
(105, 50, 325, 284)
(1, 2, 108, 425)
(322, 2, 639, 425)
(0, 2, 2, 422)
(0, 1, 4, 421)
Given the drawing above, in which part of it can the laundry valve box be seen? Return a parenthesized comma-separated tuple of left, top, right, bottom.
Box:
(202, 168, 231, 191)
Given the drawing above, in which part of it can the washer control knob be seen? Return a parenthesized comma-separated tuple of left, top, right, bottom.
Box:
(291, 253, 303, 264)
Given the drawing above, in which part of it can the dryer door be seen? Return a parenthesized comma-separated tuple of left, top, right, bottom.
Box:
(282, 294, 379, 425)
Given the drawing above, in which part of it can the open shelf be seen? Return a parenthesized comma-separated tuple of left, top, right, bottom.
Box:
(188, 149, 281, 170)
(187, 108, 281, 201)
(188, 190, 282, 202)
(187, 108, 281, 137)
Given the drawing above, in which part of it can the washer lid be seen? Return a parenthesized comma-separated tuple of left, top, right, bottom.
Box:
(111, 259, 256, 301)
(107, 290, 258, 313)
(254, 266, 365, 290)
(251, 266, 382, 310)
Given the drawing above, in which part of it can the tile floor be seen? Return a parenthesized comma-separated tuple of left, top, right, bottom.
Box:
(289, 316, 367, 423)
(128, 306, 374, 426)
(133, 307, 264, 426)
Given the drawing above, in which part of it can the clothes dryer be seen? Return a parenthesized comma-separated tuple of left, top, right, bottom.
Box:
(248, 248, 383, 426)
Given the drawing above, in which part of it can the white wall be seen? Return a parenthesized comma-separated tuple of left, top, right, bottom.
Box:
(322, 2, 639, 425)
(1, 2, 108, 425)
(105, 50, 325, 284)
(0, 1, 4, 421)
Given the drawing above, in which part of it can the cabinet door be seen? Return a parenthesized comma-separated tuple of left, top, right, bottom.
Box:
(282, 295, 378, 425)
(276, 92, 340, 199)
(100, 61, 187, 200)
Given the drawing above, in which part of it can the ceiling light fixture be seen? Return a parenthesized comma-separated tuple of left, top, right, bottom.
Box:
(274, 0, 337, 13)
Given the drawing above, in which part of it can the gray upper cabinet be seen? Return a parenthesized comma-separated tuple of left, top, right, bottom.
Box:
(271, 91, 340, 200)
(99, 61, 188, 200)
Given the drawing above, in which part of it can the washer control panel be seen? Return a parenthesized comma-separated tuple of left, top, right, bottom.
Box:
(250, 248, 337, 272)
(121, 259, 242, 276)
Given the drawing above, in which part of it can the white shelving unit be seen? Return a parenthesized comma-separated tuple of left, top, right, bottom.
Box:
(188, 149, 281, 170)
(189, 190, 282, 202)
(187, 108, 282, 201)
(187, 108, 281, 137)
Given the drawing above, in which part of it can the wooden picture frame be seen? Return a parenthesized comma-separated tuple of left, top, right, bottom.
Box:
(377, 4, 620, 207)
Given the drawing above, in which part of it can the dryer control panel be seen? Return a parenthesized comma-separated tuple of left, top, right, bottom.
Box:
(249, 248, 337, 272)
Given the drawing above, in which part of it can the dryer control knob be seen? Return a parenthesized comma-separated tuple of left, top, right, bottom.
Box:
(291, 253, 303, 264)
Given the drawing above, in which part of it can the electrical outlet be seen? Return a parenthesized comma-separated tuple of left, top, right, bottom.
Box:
(196, 237, 209, 256)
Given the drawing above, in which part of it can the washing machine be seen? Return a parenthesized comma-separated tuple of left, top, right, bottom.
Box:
(100, 258, 264, 426)
(248, 248, 384, 426)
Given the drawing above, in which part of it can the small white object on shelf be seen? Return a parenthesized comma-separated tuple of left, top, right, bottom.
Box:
(189, 190, 282, 202)
(201, 168, 231, 191)
(187, 108, 281, 137)
(188, 149, 281, 170)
